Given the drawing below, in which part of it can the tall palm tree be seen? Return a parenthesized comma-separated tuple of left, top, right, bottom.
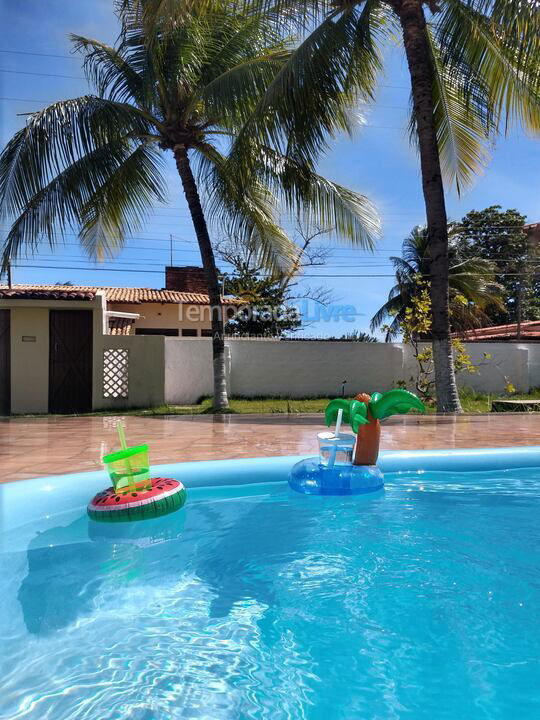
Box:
(229, 0, 540, 412)
(371, 226, 504, 340)
(0, 0, 379, 410)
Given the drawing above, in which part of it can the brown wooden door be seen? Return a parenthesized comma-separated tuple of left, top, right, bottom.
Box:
(0, 310, 10, 415)
(49, 310, 93, 413)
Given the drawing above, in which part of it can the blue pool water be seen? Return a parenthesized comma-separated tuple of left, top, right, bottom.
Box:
(1, 458, 540, 719)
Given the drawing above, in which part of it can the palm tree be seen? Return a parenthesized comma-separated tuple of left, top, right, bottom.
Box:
(371, 226, 504, 340)
(325, 389, 425, 465)
(232, 0, 540, 412)
(0, 0, 380, 410)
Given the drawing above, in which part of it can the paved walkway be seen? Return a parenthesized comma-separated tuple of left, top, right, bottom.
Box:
(3, 413, 540, 482)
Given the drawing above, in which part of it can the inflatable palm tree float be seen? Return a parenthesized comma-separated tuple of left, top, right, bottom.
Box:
(325, 390, 425, 466)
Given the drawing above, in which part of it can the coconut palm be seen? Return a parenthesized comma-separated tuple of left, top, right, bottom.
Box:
(0, 0, 380, 410)
(325, 389, 425, 465)
(371, 226, 504, 340)
(228, 0, 540, 412)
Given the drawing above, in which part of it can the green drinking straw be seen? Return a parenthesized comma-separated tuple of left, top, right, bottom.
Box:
(117, 421, 134, 488)
(117, 422, 128, 451)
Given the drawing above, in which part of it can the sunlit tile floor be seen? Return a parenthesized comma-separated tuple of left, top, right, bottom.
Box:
(2, 413, 540, 482)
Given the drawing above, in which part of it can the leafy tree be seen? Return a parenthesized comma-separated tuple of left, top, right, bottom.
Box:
(371, 226, 504, 339)
(395, 276, 487, 403)
(219, 219, 336, 337)
(453, 206, 538, 324)
(224, 271, 303, 337)
(232, 0, 540, 412)
(334, 330, 377, 342)
(0, 0, 379, 410)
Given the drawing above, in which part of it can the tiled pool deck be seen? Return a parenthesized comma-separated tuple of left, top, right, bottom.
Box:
(3, 413, 540, 482)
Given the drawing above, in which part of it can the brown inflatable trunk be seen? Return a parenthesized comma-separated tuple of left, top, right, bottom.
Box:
(353, 393, 381, 466)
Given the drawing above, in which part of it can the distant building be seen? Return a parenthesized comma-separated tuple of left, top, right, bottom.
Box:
(524, 222, 540, 244)
(0, 266, 236, 338)
(0, 267, 236, 415)
(453, 321, 540, 343)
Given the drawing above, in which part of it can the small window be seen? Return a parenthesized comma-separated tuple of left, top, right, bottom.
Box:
(135, 328, 179, 336)
(201, 329, 213, 337)
(181, 328, 198, 337)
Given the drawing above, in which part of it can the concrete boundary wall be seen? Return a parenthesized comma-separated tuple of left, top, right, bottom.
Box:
(157, 339, 540, 406)
(119, 339, 540, 407)
(164, 338, 230, 405)
(228, 339, 405, 398)
(93, 334, 166, 410)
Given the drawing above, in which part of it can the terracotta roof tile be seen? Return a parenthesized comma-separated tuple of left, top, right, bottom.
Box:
(0, 287, 95, 301)
(108, 316, 133, 335)
(454, 321, 540, 341)
(0, 284, 236, 304)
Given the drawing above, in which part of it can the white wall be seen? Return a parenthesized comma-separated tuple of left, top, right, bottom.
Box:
(402, 342, 531, 394)
(93, 334, 166, 410)
(164, 338, 230, 404)
(228, 339, 404, 397)
(150, 338, 540, 404)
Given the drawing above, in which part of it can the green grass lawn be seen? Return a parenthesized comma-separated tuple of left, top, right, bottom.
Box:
(139, 396, 332, 416)
(138, 388, 540, 417)
(9, 388, 540, 419)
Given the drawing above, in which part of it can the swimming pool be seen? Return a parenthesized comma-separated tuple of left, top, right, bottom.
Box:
(1, 449, 540, 719)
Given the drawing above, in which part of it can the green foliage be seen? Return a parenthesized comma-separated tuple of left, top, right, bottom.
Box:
(237, 0, 540, 195)
(453, 206, 538, 324)
(329, 330, 378, 342)
(224, 270, 301, 337)
(0, 0, 380, 273)
(371, 226, 504, 339)
(396, 277, 489, 404)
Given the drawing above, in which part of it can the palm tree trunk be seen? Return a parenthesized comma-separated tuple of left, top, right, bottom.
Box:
(173, 144, 229, 410)
(397, 0, 462, 413)
(353, 414, 380, 466)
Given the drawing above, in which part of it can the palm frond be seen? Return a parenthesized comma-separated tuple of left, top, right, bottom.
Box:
(247, 146, 381, 249)
(197, 47, 292, 129)
(424, 25, 491, 194)
(369, 293, 405, 335)
(71, 35, 145, 105)
(232, 8, 366, 171)
(437, 0, 540, 134)
(1, 139, 130, 269)
(0, 96, 155, 224)
(79, 143, 167, 259)
(197, 142, 297, 274)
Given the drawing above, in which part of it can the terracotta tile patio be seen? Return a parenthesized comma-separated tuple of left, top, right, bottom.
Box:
(3, 413, 540, 482)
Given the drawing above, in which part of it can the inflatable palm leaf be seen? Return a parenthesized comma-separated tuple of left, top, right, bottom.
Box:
(325, 398, 368, 432)
(368, 389, 425, 420)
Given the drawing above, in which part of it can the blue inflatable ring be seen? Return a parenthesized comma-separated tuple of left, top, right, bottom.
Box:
(289, 457, 384, 495)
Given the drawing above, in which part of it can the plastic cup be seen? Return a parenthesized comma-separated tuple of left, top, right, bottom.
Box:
(317, 432, 356, 467)
(102, 444, 151, 492)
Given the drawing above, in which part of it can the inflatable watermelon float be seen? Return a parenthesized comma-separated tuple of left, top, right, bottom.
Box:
(88, 478, 186, 522)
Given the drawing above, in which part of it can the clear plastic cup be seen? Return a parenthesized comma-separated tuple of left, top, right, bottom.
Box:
(317, 432, 356, 467)
(102, 444, 151, 492)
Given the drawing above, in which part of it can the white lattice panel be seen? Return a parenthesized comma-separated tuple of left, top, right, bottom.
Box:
(103, 348, 129, 399)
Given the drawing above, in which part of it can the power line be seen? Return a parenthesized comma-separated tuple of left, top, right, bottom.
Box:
(0, 49, 411, 91)
(0, 95, 408, 112)
(0, 68, 84, 81)
(0, 49, 80, 60)
(9, 263, 537, 278)
(0, 230, 198, 245)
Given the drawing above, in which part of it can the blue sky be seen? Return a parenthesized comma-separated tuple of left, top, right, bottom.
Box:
(1, 0, 539, 337)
